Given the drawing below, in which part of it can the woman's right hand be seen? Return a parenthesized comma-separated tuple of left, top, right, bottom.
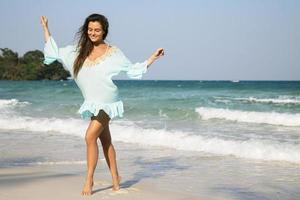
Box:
(40, 16, 48, 29)
(40, 16, 51, 42)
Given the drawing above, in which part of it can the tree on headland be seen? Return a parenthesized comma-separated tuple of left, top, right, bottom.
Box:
(0, 48, 70, 80)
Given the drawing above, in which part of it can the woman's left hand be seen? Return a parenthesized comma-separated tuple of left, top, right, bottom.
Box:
(147, 48, 165, 67)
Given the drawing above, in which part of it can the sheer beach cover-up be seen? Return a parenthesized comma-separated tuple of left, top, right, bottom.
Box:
(43, 36, 148, 120)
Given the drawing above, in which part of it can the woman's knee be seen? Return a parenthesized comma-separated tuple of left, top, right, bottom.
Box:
(85, 129, 103, 144)
(85, 132, 98, 144)
(85, 120, 105, 144)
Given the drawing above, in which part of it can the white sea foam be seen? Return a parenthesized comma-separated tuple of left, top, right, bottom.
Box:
(111, 124, 300, 164)
(214, 99, 231, 104)
(35, 160, 87, 165)
(33, 159, 102, 166)
(195, 107, 300, 127)
(0, 98, 31, 109)
(10, 160, 88, 166)
(0, 160, 108, 167)
(233, 97, 300, 104)
(0, 115, 87, 137)
(214, 96, 300, 105)
(1, 115, 299, 164)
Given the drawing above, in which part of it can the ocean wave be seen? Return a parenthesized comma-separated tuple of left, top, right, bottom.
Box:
(195, 107, 300, 127)
(111, 124, 300, 164)
(35, 160, 88, 165)
(0, 160, 90, 167)
(233, 97, 300, 104)
(214, 96, 300, 105)
(33, 159, 100, 166)
(1, 115, 300, 164)
(0, 98, 31, 109)
(0, 116, 87, 137)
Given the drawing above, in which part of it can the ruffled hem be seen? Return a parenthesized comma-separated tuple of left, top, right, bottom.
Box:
(77, 100, 124, 120)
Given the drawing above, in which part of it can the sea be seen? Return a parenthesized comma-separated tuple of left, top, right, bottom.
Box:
(0, 80, 299, 199)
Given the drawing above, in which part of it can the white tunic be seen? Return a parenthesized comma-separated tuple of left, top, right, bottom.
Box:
(44, 36, 148, 120)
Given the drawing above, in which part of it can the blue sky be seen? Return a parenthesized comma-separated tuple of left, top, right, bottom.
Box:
(0, 0, 299, 80)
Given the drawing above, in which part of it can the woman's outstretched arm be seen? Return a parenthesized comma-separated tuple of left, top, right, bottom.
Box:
(146, 48, 165, 67)
(40, 16, 51, 42)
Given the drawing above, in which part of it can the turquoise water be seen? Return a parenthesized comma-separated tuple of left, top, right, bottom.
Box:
(1, 80, 300, 161)
(2, 80, 300, 117)
(0, 80, 300, 199)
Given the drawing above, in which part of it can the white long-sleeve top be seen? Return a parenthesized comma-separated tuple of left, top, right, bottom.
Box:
(44, 36, 148, 120)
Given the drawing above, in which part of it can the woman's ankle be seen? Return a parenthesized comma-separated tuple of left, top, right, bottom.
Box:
(86, 175, 94, 181)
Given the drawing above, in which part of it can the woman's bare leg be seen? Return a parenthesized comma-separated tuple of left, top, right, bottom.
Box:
(99, 124, 121, 191)
(81, 119, 105, 196)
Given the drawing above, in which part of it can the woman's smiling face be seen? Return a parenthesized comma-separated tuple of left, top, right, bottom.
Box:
(87, 21, 104, 43)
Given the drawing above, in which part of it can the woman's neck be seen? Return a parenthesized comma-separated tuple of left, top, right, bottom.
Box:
(93, 40, 106, 47)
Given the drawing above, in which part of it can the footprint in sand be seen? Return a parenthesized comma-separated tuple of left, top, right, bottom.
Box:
(127, 187, 139, 192)
(94, 180, 111, 186)
(109, 189, 128, 195)
(108, 187, 139, 196)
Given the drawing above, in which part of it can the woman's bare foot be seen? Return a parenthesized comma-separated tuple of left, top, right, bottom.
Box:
(112, 176, 122, 191)
(81, 178, 94, 196)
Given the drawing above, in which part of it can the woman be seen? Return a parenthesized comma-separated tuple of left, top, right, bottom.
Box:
(40, 14, 164, 196)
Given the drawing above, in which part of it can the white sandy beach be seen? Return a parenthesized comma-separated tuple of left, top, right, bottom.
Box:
(0, 164, 219, 200)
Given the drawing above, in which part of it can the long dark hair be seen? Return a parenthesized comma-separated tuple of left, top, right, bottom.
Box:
(73, 14, 109, 78)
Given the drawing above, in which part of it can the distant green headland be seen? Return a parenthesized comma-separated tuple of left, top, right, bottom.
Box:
(0, 48, 70, 80)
